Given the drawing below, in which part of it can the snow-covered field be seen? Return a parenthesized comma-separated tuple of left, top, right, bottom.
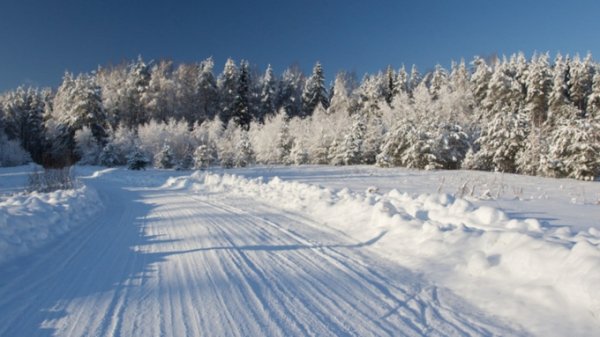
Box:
(1, 165, 599, 336)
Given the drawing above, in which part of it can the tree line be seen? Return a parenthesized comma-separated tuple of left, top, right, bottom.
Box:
(0, 52, 599, 180)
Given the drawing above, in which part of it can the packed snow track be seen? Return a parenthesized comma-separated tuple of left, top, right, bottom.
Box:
(0, 170, 524, 336)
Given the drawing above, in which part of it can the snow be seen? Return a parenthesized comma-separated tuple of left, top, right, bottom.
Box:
(0, 170, 102, 265)
(1, 165, 599, 336)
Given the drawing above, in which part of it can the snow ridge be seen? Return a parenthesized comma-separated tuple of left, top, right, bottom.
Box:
(0, 184, 102, 265)
(164, 171, 600, 334)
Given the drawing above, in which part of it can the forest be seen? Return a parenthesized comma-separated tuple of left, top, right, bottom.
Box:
(0, 52, 599, 180)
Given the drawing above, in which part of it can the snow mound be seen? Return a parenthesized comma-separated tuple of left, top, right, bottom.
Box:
(168, 171, 600, 326)
(0, 184, 102, 265)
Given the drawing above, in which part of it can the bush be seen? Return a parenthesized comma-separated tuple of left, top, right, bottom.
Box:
(127, 148, 150, 170)
(28, 166, 76, 192)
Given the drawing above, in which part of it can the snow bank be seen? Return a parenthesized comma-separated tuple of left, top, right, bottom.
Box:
(0, 184, 102, 265)
(166, 171, 600, 328)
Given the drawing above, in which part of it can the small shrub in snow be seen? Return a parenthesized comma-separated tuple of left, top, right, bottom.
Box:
(127, 148, 150, 170)
(98, 143, 120, 167)
(154, 144, 175, 169)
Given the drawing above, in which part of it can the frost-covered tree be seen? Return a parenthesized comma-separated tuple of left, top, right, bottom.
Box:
(174, 63, 201, 123)
(568, 54, 594, 114)
(98, 143, 120, 167)
(0, 130, 30, 166)
(525, 53, 551, 127)
(235, 129, 254, 167)
(277, 66, 304, 117)
(197, 58, 219, 121)
(471, 56, 492, 106)
(382, 66, 396, 105)
(328, 72, 354, 115)
(548, 54, 573, 122)
(408, 65, 422, 94)
(586, 71, 600, 119)
(1, 87, 47, 163)
(543, 117, 600, 180)
(232, 60, 253, 130)
(123, 56, 151, 127)
(476, 107, 528, 173)
(429, 64, 449, 100)
(155, 144, 175, 169)
(302, 62, 329, 116)
(218, 58, 238, 123)
(330, 113, 366, 165)
(74, 126, 101, 165)
(144, 60, 176, 122)
(127, 147, 150, 170)
(258, 64, 277, 121)
(193, 145, 213, 169)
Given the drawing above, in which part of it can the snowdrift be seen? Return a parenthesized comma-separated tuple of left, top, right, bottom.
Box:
(164, 171, 600, 325)
(0, 184, 102, 265)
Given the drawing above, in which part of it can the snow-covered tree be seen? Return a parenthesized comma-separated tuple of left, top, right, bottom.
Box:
(232, 60, 253, 130)
(218, 58, 238, 123)
(193, 144, 213, 169)
(586, 71, 600, 119)
(476, 107, 528, 173)
(302, 62, 329, 116)
(525, 53, 551, 127)
(471, 56, 492, 106)
(277, 66, 304, 118)
(127, 147, 150, 170)
(197, 58, 219, 121)
(568, 54, 594, 114)
(74, 126, 101, 165)
(330, 113, 366, 165)
(258, 64, 277, 121)
(155, 144, 175, 169)
(143, 60, 176, 122)
(98, 143, 120, 167)
(543, 117, 600, 180)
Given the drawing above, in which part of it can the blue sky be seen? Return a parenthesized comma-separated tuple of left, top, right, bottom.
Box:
(0, 0, 599, 91)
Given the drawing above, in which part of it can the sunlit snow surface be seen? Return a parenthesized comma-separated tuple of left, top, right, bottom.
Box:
(1, 165, 599, 337)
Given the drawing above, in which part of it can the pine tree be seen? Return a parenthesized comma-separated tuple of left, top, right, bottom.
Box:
(477, 107, 528, 173)
(127, 147, 150, 170)
(258, 64, 277, 121)
(408, 65, 422, 94)
(568, 54, 593, 115)
(99, 143, 120, 167)
(197, 58, 219, 121)
(383, 66, 396, 105)
(548, 54, 572, 122)
(586, 71, 600, 119)
(232, 60, 253, 130)
(544, 117, 600, 180)
(218, 58, 238, 123)
(277, 66, 304, 117)
(525, 53, 551, 127)
(330, 113, 366, 165)
(429, 64, 449, 100)
(234, 129, 254, 167)
(302, 62, 329, 116)
(470, 56, 492, 107)
(124, 56, 151, 127)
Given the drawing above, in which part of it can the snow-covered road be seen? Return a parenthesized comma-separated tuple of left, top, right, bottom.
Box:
(0, 171, 523, 336)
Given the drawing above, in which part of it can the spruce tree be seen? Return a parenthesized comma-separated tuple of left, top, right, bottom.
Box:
(218, 58, 238, 123)
(232, 60, 253, 130)
(302, 62, 329, 116)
